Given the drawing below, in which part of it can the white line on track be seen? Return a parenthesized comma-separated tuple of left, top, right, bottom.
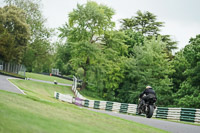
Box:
(7, 78, 26, 95)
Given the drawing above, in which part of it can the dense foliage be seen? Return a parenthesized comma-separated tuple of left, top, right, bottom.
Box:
(56, 1, 177, 106)
(172, 35, 200, 108)
(118, 37, 174, 106)
(0, 5, 30, 63)
(4, 0, 54, 72)
(120, 10, 177, 59)
(1, 1, 199, 108)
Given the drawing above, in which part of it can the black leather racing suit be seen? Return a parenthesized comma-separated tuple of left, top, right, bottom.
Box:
(139, 88, 156, 108)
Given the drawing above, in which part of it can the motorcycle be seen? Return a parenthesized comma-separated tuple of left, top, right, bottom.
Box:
(137, 95, 157, 118)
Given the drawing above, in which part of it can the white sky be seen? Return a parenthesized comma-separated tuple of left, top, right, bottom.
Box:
(1, 0, 200, 51)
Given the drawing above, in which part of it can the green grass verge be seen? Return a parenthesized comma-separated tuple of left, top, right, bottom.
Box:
(25, 73, 100, 100)
(9, 79, 74, 101)
(26, 72, 73, 84)
(0, 79, 168, 133)
(25, 73, 102, 100)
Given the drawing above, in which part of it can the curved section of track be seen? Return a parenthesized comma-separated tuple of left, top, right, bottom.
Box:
(0, 74, 25, 94)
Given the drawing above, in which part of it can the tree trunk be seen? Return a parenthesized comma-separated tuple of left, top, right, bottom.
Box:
(81, 56, 90, 90)
(81, 66, 86, 90)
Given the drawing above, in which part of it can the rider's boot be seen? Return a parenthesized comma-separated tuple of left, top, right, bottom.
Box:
(137, 102, 142, 115)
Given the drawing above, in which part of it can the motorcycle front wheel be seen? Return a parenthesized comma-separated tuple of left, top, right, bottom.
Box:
(146, 105, 154, 118)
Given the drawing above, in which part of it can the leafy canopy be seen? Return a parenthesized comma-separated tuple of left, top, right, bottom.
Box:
(121, 10, 164, 36)
(0, 5, 30, 63)
(4, 0, 54, 72)
(174, 35, 200, 108)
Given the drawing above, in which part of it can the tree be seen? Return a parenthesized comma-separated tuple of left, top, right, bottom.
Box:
(120, 10, 177, 56)
(171, 50, 189, 93)
(173, 35, 200, 108)
(0, 5, 30, 63)
(59, 1, 115, 43)
(121, 29, 145, 57)
(54, 40, 73, 75)
(4, 0, 48, 40)
(59, 1, 115, 89)
(118, 37, 174, 106)
(96, 31, 127, 100)
(121, 10, 164, 36)
(161, 35, 178, 59)
(4, 0, 54, 72)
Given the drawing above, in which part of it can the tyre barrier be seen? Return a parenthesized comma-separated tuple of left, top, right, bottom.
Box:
(55, 76, 200, 123)
(74, 97, 83, 106)
(153, 107, 200, 123)
(54, 92, 73, 103)
(54, 91, 200, 123)
(54, 92, 137, 114)
(80, 99, 137, 114)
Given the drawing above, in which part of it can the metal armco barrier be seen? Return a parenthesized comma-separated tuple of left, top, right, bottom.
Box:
(54, 76, 200, 124)
(72, 76, 86, 100)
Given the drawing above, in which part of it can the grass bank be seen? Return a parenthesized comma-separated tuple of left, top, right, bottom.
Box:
(0, 79, 167, 133)
(9, 79, 74, 101)
(26, 72, 73, 84)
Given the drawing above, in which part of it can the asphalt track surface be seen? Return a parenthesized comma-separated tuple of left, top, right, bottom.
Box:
(87, 108, 200, 133)
(0, 74, 25, 94)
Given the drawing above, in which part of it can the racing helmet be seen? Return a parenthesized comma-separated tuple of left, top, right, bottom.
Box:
(146, 86, 152, 89)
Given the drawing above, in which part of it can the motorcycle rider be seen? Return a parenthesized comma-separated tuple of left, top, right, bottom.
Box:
(138, 86, 157, 114)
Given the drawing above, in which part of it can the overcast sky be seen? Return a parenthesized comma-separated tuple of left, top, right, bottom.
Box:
(1, 0, 200, 51)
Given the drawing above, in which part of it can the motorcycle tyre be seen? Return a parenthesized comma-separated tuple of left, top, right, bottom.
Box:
(146, 105, 154, 118)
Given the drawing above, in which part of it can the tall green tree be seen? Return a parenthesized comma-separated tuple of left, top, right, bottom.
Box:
(4, 0, 54, 72)
(60, 1, 115, 42)
(174, 35, 200, 108)
(53, 40, 73, 75)
(171, 50, 189, 93)
(119, 37, 174, 106)
(0, 5, 30, 63)
(120, 10, 177, 57)
(122, 29, 145, 57)
(121, 10, 164, 36)
(97, 31, 127, 100)
(59, 1, 115, 89)
(161, 35, 178, 59)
